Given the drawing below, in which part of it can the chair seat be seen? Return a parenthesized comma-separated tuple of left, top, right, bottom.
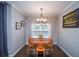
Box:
(36, 49, 45, 52)
(36, 48, 45, 52)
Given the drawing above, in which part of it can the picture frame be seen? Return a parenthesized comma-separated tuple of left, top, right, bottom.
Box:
(16, 22, 21, 30)
(21, 21, 25, 27)
(63, 8, 79, 28)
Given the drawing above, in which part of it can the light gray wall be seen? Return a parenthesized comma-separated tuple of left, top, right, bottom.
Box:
(57, 2, 79, 57)
(25, 17, 57, 44)
(7, 4, 26, 56)
(7, 3, 12, 56)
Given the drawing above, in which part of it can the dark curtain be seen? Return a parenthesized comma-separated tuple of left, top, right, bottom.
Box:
(0, 2, 8, 57)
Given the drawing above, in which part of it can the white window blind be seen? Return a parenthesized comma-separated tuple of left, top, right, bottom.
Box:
(31, 23, 51, 38)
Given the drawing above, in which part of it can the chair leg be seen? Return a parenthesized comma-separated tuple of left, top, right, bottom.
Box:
(36, 52, 38, 57)
(43, 51, 45, 57)
(51, 47, 53, 53)
(27, 47, 30, 53)
(45, 48, 48, 55)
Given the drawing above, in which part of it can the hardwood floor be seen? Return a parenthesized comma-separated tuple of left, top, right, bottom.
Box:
(15, 45, 68, 57)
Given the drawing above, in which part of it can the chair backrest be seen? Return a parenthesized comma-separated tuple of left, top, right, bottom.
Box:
(36, 39, 45, 49)
(47, 37, 53, 45)
(28, 36, 34, 45)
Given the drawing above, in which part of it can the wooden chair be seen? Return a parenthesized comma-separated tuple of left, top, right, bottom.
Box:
(46, 38, 53, 55)
(27, 36, 36, 54)
(36, 39, 46, 57)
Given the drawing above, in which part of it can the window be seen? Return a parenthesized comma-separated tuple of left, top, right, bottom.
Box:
(31, 23, 51, 38)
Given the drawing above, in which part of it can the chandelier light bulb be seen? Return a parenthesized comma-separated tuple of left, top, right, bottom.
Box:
(39, 18, 42, 22)
(41, 18, 43, 21)
(43, 19, 47, 22)
(37, 18, 40, 22)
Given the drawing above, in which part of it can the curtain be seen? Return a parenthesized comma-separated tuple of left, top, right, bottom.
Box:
(0, 2, 8, 57)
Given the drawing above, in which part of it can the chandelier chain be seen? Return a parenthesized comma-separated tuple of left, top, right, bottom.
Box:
(40, 8, 43, 17)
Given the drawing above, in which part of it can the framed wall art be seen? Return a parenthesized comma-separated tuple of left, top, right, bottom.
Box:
(63, 8, 79, 28)
(16, 22, 21, 30)
(21, 21, 25, 27)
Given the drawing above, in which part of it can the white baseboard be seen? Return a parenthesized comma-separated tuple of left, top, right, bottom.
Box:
(57, 43, 72, 57)
(8, 43, 26, 57)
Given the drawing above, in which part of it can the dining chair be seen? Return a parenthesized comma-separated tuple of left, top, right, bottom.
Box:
(27, 36, 36, 54)
(45, 38, 53, 55)
(36, 39, 46, 57)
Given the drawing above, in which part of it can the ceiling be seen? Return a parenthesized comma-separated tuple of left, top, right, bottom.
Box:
(10, 1, 74, 17)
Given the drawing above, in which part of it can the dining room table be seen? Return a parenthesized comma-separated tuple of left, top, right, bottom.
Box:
(30, 38, 52, 46)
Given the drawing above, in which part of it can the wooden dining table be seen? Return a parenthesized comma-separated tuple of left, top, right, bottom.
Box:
(31, 38, 50, 44)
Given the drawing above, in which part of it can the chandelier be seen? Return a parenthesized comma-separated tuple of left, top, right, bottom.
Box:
(37, 8, 47, 23)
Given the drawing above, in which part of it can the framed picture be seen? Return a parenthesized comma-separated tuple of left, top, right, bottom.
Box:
(16, 22, 21, 30)
(63, 8, 79, 28)
(21, 21, 25, 27)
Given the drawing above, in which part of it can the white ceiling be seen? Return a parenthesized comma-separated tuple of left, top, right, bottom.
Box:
(10, 1, 73, 17)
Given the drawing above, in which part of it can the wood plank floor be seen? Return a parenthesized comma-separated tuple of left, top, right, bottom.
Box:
(15, 45, 68, 57)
